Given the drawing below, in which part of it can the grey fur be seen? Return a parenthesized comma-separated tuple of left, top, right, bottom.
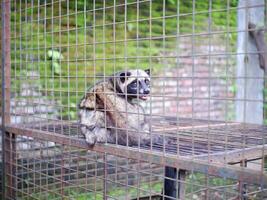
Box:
(79, 69, 151, 146)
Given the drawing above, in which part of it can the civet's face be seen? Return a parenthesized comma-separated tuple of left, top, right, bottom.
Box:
(119, 69, 150, 100)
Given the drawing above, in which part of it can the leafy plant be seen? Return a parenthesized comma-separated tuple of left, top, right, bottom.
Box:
(47, 50, 64, 75)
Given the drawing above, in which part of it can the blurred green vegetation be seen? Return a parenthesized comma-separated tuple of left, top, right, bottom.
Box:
(24, 181, 161, 200)
(10, 0, 238, 120)
(21, 172, 237, 200)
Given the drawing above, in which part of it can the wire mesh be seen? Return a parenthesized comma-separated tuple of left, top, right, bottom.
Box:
(1, 0, 267, 199)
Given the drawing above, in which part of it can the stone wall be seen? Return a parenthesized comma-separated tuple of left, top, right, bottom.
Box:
(143, 37, 235, 121)
(10, 71, 58, 124)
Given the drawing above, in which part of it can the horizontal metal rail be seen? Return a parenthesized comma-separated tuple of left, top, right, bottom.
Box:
(6, 124, 267, 187)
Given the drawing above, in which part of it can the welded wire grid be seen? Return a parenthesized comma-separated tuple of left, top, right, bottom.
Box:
(1, 0, 267, 199)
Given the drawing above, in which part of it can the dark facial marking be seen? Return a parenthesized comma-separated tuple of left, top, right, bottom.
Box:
(127, 80, 138, 95)
(126, 79, 150, 98)
(144, 78, 150, 86)
(120, 71, 131, 83)
(139, 79, 150, 95)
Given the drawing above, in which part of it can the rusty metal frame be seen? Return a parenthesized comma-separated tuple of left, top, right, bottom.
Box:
(6, 125, 267, 187)
(1, 1, 13, 199)
(3, 1, 267, 199)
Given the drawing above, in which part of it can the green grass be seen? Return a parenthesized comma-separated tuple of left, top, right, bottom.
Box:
(20, 182, 161, 200)
(19, 172, 239, 200)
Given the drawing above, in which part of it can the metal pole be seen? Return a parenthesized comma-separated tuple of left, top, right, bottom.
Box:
(1, 0, 11, 199)
(236, 0, 265, 124)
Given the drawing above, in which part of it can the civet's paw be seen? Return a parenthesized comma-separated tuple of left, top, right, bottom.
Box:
(81, 125, 97, 146)
(95, 127, 108, 143)
(84, 132, 97, 146)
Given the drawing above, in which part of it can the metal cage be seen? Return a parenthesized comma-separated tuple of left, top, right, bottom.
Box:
(1, 0, 267, 199)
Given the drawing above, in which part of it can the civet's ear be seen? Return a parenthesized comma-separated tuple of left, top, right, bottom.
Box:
(144, 69, 150, 76)
(120, 71, 131, 83)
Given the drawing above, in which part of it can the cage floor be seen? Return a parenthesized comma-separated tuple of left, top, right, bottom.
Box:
(13, 117, 267, 164)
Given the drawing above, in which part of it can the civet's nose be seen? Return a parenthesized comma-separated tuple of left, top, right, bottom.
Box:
(144, 88, 150, 94)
